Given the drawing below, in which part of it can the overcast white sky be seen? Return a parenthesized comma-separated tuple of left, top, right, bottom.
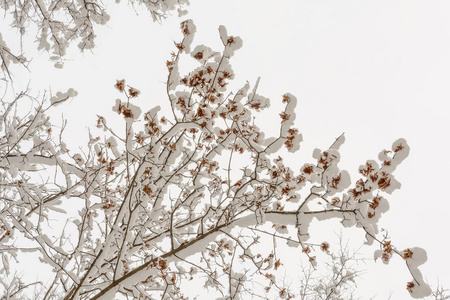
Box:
(3, 0, 450, 298)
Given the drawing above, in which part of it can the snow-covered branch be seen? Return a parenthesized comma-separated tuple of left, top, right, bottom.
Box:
(0, 20, 432, 299)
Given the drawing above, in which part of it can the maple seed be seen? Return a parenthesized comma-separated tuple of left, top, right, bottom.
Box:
(115, 79, 125, 92)
(303, 165, 314, 175)
(331, 197, 340, 205)
(360, 162, 374, 176)
(394, 144, 404, 152)
(279, 112, 290, 123)
(370, 195, 381, 209)
(175, 43, 185, 51)
(274, 259, 281, 270)
(158, 259, 168, 270)
(331, 173, 341, 189)
(320, 242, 330, 252)
(378, 176, 391, 189)
(194, 51, 204, 60)
(128, 87, 140, 98)
(180, 20, 190, 35)
(403, 248, 413, 259)
(383, 240, 392, 254)
(118, 104, 133, 119)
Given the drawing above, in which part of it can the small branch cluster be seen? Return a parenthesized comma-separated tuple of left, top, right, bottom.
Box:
(0, 0, 189, 76)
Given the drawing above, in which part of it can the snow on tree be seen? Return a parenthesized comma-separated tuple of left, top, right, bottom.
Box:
(0, 20, 432, 299)
(0, 0, 189, 77)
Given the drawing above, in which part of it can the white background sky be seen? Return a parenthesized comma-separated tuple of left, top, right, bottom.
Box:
(3, 0, 450, 298)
